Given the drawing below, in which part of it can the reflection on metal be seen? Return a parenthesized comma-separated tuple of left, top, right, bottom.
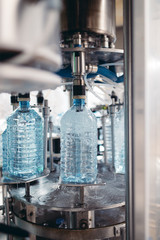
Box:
(132, 0, 160, 238)
(124, 0, 160, 238)
(14, 215, 125, 240)
(116, 0, 123, 27)
(11, 171, 125, 212)
(62, 47, 123, 67)
(11, 168, 125, 239)
(61, 0, 116, 43)
(72, 51, 86, 76)
(123, 0, 133, 238)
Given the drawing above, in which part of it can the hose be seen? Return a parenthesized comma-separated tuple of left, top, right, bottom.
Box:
(84, 75, 110, 104)
(56, 66, 124, 83)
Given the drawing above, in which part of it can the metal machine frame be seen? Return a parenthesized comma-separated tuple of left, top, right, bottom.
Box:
(124, 0, 160, 239)
(0, 0, 129, 239)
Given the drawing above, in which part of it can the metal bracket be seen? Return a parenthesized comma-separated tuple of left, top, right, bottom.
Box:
(114, 224, 126, 238)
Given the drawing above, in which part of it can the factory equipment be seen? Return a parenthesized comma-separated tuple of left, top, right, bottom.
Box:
(0, 0, 126, 239)
(101, 92, 125, 174)
(10, 94, 19, 111)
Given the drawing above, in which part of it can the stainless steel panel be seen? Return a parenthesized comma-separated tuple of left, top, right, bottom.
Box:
(14, 215, 125, 240)
(124, 0, 146, 238)
(123, 0, 134, 239)
(133, 0, 146, 238)
(124, 0, 160, 239)
(146, 1, 160, 238)
(61, 0, 116, 42)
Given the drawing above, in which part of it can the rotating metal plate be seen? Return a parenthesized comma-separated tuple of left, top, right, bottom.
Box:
(10, 168, 125, 212)
(11, 166, 125, 237)
(61, 47, 124, 66)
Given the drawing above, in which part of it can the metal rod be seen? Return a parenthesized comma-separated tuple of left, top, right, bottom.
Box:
(49, 117, 55, 172)
(43, 100, 50, 170)
(102, 115, 108, 165)
(123, 0, 134, 239)
(25, 183, 31, 198)
(2, 185, 7, 215)
(79, 186, 84, 206)
(4, 188, 13, 240)
(5, 198, 10, 225)
(111, 113, 115, 172)
(44, 117, 48, 170)
(4, 191, 10, 225)
(69, 90, 73, 107)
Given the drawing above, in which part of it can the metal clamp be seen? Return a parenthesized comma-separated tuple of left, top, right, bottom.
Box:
(86, 64, 98, 74)
(114, 224, 126, 239)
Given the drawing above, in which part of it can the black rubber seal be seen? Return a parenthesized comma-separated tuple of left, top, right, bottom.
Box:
(11, 96, 18, 104)
(37, 96, 44, 105)
(18, 93, 30, 99)
(73, 85, 85, 96)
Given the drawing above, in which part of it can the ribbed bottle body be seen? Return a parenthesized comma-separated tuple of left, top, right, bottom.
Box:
(2, 129, 8, 176)
(6, 103, 43, 180)
(104, 116, 112, 165)
(60, 100, 97, 183)
(114, 107, 125, 174)
(0, 134, 2, 168)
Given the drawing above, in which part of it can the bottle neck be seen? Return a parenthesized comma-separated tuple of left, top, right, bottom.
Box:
(73, 99, 85, 106)
(73, 99, 85, 112)
(19, 101, 30, 110)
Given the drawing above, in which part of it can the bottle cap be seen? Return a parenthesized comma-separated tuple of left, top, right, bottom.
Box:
(73, 78, 86, 99)
(37, 91, 44, 105)
(73, 85, 86, 99)
(11, 95, 18, 104)
(18, 93, 30, 101)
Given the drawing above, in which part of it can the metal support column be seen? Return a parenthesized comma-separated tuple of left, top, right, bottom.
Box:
(124, 0, 147, 238)
(43, 100, 50, 171)
(110, 113, 115, 172)
(49, 117, 55, 172)
(123, 0, 134, 238)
